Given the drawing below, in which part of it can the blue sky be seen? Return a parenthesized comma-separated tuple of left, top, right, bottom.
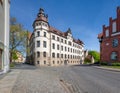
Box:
(10, 0, 120, 52)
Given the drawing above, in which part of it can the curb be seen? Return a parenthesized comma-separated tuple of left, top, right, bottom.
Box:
(93, 66, 120, 72)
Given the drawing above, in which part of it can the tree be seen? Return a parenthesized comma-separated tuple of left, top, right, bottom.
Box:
(88, 50, 100, 62)
(12, 51, 18, 62)
(10, 17, 27, 63)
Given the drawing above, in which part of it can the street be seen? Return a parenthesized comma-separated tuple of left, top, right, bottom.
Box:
(0, 64, 120, 93)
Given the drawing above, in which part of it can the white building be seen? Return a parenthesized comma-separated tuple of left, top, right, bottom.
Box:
(0, 0, 10, 73)
(29, 8, 84, 66)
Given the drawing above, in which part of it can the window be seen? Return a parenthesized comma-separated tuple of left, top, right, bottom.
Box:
(53, 61, 55, 64)
(57, 53, 59, 58)
(65, 40, 67, 44)
(111, 52, 117, 60)
(68, 48, 69, 52)
(61, 46, 63, 51)
(44, 32, 46, 37)
(44, 61, 46, 64)
(71, 55, 72, 59)
(37, 31, 40, 36)
(52, 53, 55, 58)
(37, 52, 40, 57)
(68, 41, 71, 45)
(52, 43, 55, 49)
(112, 39, 118, 47)
(37, 41, 40, 47)
(61, 54, 63, 58)
(43, 41, 47, 48)
(52, 35, 55, 40)
(61, 39, 63, 43)
(37, 61, 39, 64)
(68, 55, 69, 58)
(65, 54, 67, 58)
(105, 30, 109, 37)
(112, 22, 116, 33)
(57, 37, 59, 41)
(65, 47, 67, 51)
(71, 48, 72, 53)
(57, 45, 59, 50)
(43, 52, 46, 57)
(36, 23, 38, 26)
(57, 61, 59, 64)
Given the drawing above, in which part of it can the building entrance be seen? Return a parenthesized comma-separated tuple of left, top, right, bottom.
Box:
(64, 60, 68, 65)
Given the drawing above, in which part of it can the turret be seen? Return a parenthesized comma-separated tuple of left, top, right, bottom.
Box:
(33, 8, 49, 28)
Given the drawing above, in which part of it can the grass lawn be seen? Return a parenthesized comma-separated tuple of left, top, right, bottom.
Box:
(102, 66, 120, 69)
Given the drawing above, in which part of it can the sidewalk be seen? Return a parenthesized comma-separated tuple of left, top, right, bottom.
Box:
(93, 66, 120, 72)
(0, 69, 21, 93)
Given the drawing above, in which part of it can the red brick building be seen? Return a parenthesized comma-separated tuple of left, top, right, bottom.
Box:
(98, 7, 120, 63)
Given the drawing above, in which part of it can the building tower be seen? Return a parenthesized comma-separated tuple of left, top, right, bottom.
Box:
(32, 8, 50, 66)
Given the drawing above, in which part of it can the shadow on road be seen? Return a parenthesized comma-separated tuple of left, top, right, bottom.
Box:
(13, 63, 37, 70)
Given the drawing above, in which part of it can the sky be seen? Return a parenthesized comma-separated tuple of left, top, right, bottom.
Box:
(10, 0, 120, 52)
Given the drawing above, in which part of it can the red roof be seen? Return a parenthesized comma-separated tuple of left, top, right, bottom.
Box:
(49, 26, 84, 45)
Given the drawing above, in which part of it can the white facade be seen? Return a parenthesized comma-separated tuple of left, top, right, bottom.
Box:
(0, 0, 10, 73)
(29, 8, 84, 66)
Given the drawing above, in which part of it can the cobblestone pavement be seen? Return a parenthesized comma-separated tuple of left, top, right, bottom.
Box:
(11, 64, 67, 93)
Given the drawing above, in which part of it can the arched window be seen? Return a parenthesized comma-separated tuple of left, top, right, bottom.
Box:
(111, 52, 117, 60)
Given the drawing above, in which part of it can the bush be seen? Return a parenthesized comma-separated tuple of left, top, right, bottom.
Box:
(111, 63, 120, 66)
(84, 58, 91, 64)
(100, 62, 108, 66)
(10, 63, 15, 68)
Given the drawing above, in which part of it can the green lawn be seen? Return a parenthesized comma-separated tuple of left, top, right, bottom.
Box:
(102, 66, 120, 69)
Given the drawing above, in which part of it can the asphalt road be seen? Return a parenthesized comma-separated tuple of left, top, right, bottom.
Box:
(58, 65, 120, 93)
(5, 64, 120, 93)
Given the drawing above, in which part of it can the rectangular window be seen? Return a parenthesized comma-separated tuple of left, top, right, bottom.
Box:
(61, 54, 63, 58)
(68, 41, 71, 45)
(57, 37, 59, 41)
(52, 53, 55, 58)
(61, 39, 63, 43)
(44, 61, 46, 64)
(112, 22, 116, 33)
(61, 46, 63, 51)
(43, 52, 46, 57)
(105, 29, 109, 37)
(68, 48, 69, 52)
(52, 43, 55, 49)
(57, 53, 59, 58)
(37, 52, 40, 57)
(57, 45, 59, 50)
(65, 47, 67, 51)
(37, 31, 40, 36)
(52, 35, 55, 40)
(65, 40, 67, 44)
(44, 32, 46, 37)
(37, 41, 40, 47)
(43, 41, 47, 48)
(37, 61, 39, 64)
